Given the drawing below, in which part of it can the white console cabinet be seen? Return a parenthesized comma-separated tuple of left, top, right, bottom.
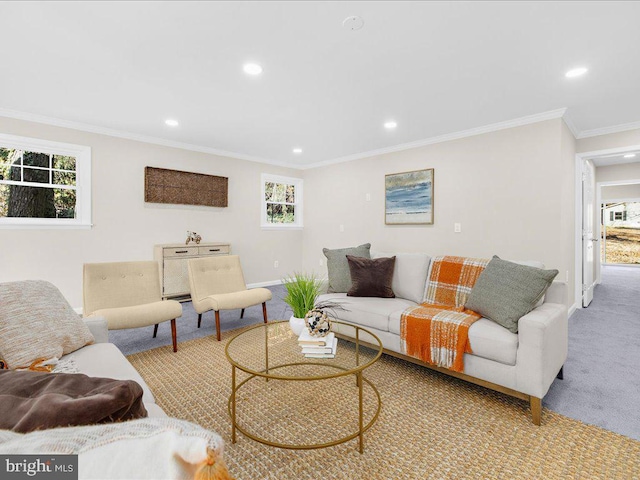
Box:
(154, 243, 231, 300)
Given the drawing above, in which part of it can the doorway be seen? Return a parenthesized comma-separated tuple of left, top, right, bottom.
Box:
(575, 146, 640, 308)
(601, 199, 640, 265)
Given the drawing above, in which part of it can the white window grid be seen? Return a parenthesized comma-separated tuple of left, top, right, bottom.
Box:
(0, 133, 91, 229)
(1, 150, 76, 191)
(260, 173, 303, 229)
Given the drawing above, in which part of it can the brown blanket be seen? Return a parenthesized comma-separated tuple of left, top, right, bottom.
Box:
(0, 370, 147, 433)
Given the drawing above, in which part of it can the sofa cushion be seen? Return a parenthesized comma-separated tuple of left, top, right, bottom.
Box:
(62, 343, 156, 406)
(467, 318, 518, 366)
(372, 252, 431, 303)
(465, 256, 558, 333)
(318, 293, 415, 332)
(0, 280, 95, 369)
(323, 243, 371, 293)
(388, 312, 518, 365)
(347, 255, 396, 298)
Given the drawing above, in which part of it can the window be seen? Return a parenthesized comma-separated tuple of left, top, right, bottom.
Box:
(0, 134, 91, 228)
(261, 174, 303, 229)
(610, 211, 627, 221)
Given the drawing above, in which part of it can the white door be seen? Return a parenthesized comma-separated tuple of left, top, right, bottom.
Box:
(582, 159, 596, 307)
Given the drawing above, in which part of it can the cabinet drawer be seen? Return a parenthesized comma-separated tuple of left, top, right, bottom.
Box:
(164, 247, 198, 257)
(198, 245, 230, 256)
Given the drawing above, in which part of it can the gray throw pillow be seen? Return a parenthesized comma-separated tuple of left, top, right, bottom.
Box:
(323, 243, 371, 293)
(464, 256, 558, 333)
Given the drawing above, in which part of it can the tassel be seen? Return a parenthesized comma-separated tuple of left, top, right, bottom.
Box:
(27, 357, 55, 372)
(194, 448, 233, 480)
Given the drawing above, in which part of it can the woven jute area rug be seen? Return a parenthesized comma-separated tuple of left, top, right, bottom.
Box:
(127, 329, 640, 479)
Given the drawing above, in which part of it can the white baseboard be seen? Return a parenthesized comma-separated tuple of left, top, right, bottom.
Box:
(568, 303, 578, 317)
(74, 307, 83, 315)
(247, 279, 282, 288)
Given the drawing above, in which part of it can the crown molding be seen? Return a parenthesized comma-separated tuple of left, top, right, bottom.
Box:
(302, 108, 568, 170)
(0, 107, 296, 169)
(577, 119, 640, 139)
(561, 111, 579, 138)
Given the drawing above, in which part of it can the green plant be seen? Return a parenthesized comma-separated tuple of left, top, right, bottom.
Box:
(282, 272, 323, 318)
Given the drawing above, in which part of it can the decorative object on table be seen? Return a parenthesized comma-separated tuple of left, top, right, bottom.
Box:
(385, 168, 434, 225)
(304, 308, 332, 337)
(186, 231, 202, 245)
(282, 272, 323, 336)
(298, 330, 338, 358)
(144, 166, 228, 208)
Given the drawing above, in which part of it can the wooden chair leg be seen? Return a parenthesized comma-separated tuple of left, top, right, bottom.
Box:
(197, 313, 202, 328)
(240, 308, 245, 319)
(153, 324, 159, 338)
(262, 302, 268, 323)
(215, 310, 221, 341)
(170, 318, 177, 353)
(530, 397, 542, 426)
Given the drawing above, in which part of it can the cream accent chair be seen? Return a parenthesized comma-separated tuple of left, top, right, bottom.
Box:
(83, 261, 183, 352)
(187, 255, 272, 341)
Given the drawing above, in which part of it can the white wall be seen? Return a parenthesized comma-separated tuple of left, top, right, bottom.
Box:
(303, 118, 576, 305)
(0, 117, 304, 308)
(577, 127, 640, 154)
(601, 183, 640, 201)
(596, 163, 640, 184)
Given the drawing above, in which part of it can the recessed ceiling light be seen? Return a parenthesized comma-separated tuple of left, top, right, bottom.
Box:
(292, 148, 303, 154)
(165, 119, 179, 127)
(343, 16, 364, 31)
(243, 63, 263, 75)
(384, 121, 397, 129)
(624, 153, 636, 158)
(565, 67, 588, 78)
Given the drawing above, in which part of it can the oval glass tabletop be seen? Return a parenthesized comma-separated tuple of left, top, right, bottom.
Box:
(225, 320, 383, 381)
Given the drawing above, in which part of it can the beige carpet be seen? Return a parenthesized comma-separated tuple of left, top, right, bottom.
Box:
(128, 330, 640, 480)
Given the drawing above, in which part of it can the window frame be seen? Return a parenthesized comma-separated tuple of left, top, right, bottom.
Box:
(260, 173, 303, 230)
(0, 133, 92, 229)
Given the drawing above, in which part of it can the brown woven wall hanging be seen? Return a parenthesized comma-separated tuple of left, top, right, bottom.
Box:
(144, 167, 228, 207)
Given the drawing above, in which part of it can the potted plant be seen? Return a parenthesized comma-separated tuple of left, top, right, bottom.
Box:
(282, 272, 323, 335)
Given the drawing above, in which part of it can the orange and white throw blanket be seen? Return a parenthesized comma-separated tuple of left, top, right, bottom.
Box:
(401, 256, 489, 372)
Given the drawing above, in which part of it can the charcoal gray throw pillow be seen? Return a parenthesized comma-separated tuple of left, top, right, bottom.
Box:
(323, 243, 371, 293)
(346, 255, 396, 298)
(465, 256, 558, 333)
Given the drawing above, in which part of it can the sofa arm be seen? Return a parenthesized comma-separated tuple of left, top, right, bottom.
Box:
(515, 302, 568, 398)
(543, 281, 567, 305)
(83, 316, 109, 344)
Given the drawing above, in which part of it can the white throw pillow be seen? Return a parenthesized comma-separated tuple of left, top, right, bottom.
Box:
(372, 252, 431, 303)
(0, 418, 228, 480)
(0, 281, 94, 369)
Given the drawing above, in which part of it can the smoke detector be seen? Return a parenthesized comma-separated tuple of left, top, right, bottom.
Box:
(343, 16, 364, 31)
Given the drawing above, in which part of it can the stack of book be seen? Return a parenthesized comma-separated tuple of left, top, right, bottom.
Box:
(298, 330, 338, 358)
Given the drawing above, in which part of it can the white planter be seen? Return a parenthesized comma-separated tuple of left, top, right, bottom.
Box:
(289, 315, 306, 336)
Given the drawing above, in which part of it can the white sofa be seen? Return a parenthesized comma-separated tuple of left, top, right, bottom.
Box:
(66, 316, 167, 418)
(318, 252, 568, 425)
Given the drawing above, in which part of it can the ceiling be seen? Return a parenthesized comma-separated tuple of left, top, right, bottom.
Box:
(1, 2, 640, 167)
(592, 152, 640, 168)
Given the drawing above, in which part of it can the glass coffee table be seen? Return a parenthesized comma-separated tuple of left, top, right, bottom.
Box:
(225, 320, 383, 453)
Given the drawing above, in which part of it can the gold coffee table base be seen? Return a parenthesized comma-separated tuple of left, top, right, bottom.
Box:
(225, 321, 384, 453)
(227, 362, 382, 452)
